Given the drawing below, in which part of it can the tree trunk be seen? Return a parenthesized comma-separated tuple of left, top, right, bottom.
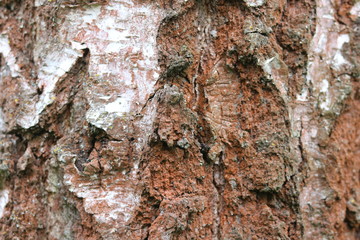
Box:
(0, 0, 359, 239)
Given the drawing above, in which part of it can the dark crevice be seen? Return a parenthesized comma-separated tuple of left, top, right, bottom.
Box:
(199, 142, 211, 164)
(74, 123, 108, 173)
(74, 149, 89, 172)
(212, 152, 225, 240)
(298, 120, 307, 176)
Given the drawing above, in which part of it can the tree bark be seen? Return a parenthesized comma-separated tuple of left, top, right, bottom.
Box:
(0, 0, 359, 239)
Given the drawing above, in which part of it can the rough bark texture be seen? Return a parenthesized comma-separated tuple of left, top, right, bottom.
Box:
(0, 0, 359, 239)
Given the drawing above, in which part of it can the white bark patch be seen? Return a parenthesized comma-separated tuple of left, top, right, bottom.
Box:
(0, 109, 5, 132)
(83, 188, 140, 223)
(34, 0, 47, 7)
(35, 46, 83, 114)
(0, 35, 21, 78)
(0, 189, 9, 219)
(243, 0, 266, 7)
(300, 0, 353, 237)
(303, 0, 352, 115)
(56, 1, 166, 236)
(319, 79, 331, 111)
(61, 1, 164, 134)
(13, 43, 83, 129)
(63, 171, 141, 236)
(350, 2, 360, 21)
(12, 0, 164, 132)
(331, 34, 350, 71)
(0, 35, 42, 129)
(296, 88, 308, 101)
(261, 56, 289, 103)
(104, 94, 134, 115)
(320, 79, 329, 93)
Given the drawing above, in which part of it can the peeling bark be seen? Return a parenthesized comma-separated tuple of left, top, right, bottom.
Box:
(0, 0, 359, 239)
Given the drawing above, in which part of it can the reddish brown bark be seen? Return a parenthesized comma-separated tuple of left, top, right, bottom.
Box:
(0, 0, 359, 239)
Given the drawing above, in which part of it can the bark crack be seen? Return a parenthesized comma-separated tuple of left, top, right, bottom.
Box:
(212, 152, 225, 240)
(298, 119, 307, 167)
